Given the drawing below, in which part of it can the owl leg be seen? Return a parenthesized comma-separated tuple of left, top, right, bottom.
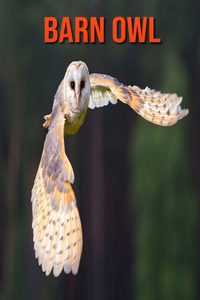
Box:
(43, 113, 52, 132)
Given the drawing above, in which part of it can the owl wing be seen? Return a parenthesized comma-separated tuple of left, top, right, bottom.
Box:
(31, 112, 82, 277)
(89, 73, 189, 126)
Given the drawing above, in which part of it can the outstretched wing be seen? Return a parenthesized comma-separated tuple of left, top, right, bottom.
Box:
(31, 112, 82, 277)
(89, 73, 189, 126)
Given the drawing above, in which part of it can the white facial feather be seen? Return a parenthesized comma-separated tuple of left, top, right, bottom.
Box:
(64, 61, 91, 114)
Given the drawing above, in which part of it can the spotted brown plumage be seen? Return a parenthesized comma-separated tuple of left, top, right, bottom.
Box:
(89, 73, 189, 126)
(31, 61, 188, 277)
(32, 111, 82, 276)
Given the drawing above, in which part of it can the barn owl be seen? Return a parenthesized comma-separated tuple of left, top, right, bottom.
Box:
(31, 61, 189, 277)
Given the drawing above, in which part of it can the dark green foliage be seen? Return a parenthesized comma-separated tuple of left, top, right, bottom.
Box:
(130, 44, 197, 300)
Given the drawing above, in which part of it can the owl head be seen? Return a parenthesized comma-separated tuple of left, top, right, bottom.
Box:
(63, 61, 91, 114)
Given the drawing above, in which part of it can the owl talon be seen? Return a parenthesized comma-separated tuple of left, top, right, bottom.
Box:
(43, 113, 52, 132)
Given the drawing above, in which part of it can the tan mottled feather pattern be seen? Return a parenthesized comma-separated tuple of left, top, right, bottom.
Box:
(31, 111, 83, 277)
(32, 61, 189, 277)
(89, 73, 189, 126)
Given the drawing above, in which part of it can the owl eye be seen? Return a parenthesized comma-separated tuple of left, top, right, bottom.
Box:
(80, 80, 85, 90)
(70, 81, 75, 90)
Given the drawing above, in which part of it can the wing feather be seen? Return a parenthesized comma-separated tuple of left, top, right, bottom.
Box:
(31, 111, 83, 277)
(89, 82, 118, 109)
(89, 73, 189, 126)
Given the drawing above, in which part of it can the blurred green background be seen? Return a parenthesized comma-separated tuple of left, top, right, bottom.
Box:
(0, 0, 199, 299)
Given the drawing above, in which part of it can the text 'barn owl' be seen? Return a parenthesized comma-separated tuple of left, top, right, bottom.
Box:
(31, 61, 189, 277)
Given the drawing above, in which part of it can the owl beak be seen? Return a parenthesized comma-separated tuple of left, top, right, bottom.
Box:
(75, 88, 81, 107)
